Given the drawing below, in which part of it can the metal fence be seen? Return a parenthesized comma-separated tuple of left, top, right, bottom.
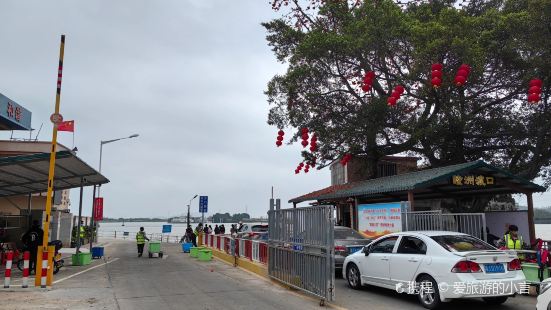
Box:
(97, 231, 184, 243)
(268, 204, 335, 303)
(402, 211, 487, 241)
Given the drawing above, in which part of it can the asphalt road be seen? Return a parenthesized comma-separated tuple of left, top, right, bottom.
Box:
(1, 240, 539, 310)
(333, 274, 537, 310)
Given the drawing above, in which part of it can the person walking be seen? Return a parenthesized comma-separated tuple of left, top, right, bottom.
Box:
(220, 224, 226, 235)
(79, 221, 86, 246)
(22, 220, 44, 272)
(136, 227, 150, 257)
(214, 224, 220, 235)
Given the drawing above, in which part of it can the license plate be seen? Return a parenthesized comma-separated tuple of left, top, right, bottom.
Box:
(484, 263, 505, 273)
(349, 247, 362, 254)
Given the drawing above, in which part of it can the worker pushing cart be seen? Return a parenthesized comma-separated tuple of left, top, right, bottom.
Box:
(136, 227, 149, 257)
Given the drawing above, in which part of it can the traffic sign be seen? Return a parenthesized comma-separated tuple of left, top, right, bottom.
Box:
(199, 196, 208, 213)
(162, 225, 172, 233)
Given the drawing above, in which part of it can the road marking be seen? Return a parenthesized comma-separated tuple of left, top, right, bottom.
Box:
(53, 258, 119, 284)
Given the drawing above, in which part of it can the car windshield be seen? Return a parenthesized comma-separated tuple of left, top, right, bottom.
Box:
(431, 235, 495, 252)
(252, 225, 268, 232)
(335, 228, 365, 240)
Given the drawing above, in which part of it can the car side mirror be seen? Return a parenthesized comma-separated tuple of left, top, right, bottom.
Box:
(364, 246, 370, 256)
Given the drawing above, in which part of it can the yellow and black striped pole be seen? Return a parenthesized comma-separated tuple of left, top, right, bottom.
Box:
(36, 35, 65, 286)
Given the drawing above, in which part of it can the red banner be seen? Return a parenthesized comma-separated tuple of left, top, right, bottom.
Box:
(93, 198, 103, 221)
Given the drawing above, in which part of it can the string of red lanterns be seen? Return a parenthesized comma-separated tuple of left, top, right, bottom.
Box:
(301, 127, 309, 147)
(387, 85, 405, 106)
(528, 78, 543, 104)
(310, 133, 318, 152)
(362, 71, 376, 92)
(454, 64, 471, 87)
(431, 63, 443, 88)
(276, 129, 284, 147)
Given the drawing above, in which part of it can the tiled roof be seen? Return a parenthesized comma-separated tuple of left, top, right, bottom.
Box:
(289, 160, 545, 203)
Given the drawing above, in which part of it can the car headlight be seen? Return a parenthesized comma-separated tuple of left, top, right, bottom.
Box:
(540, 281, 551, 295)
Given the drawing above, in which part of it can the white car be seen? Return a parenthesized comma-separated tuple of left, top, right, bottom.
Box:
(343, 231, 526, 309)
(537, 278, 551, 310)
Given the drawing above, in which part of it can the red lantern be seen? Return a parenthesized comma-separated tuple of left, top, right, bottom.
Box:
(459, 64, 471, 73)
(529, 86, 541, 94)
(530, 79, 543, 87)
(431, 70, 442, 78)
(277, 135, 284, 141)
(387, 96, 398, 106)
(395, 85, 405, 94)
(299, 162, 304, 167)
(362, 71, 376, 93)
(310, 146, 316, 152)
(276, 141, 282, 147)
(365, 71, 375, 79)
(431, 77, 442, 88)
(362, 84, 372, 92)
(431, 63, 443, 71)
(457, 69, 469, 77)
(301, 127, 308, 134)
(278, 130, 284, 136)
(454, 75, 466, 86)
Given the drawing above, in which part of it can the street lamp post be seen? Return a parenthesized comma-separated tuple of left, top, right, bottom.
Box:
(187, 195, 198, 227)
(91, 133, 139, 250)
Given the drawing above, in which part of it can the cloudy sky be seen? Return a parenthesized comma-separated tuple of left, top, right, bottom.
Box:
(0, 1, 548, 218)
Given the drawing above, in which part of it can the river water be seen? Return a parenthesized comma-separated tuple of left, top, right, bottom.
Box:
(99, 222, 551, 240)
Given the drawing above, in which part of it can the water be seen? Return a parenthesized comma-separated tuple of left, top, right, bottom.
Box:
(98, 221, 264, 238)
(99, 222, 551, 240)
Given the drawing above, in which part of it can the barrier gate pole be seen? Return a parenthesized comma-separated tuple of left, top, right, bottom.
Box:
(38, 35, 66, 282)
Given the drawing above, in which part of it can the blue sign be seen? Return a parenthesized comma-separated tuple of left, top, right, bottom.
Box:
(162, 224, 172, 233)
(0, 93, 32, 130)
(199, 196, 208, 213)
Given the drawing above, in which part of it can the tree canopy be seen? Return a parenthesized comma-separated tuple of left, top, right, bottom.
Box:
(264, 0, 551, 187)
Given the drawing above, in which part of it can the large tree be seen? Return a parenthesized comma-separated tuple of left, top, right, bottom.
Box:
(264, 0, 551, 187)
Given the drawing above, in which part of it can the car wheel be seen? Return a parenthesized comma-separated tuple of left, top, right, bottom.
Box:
(417, 275, 441, 309)
(346, 264, 361, 289)
(482, 296, 508, 305)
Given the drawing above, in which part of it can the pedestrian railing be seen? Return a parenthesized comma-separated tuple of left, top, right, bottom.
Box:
(97, 231, 184, 243)
(200, 233, 268, 265)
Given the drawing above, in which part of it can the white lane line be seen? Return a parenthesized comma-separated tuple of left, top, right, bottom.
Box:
(53, 258, 120, 284)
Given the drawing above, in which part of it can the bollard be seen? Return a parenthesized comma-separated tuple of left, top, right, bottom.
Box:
(40, 251, 48, 288)
(4, 250, 13, 288)
(22, 251, 30, 288)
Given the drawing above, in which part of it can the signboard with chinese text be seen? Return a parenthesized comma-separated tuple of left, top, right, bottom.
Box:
(93, 197, 103, 221)
(0, 93, 31, 130)
(162, 225, 172, 233)
(199, 196, 208, 213)
(452, 175, 494, 186)
(357, 202, 403, 239)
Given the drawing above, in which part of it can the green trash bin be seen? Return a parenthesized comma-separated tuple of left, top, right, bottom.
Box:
(198, 249, 212, 262)
(190, 247, 204, 258)
(522, 263, 549, 283)
(72, 252, 92, 266)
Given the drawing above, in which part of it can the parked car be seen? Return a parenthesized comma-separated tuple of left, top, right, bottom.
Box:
(537, 278, 551, 310)
(343, 231, 526, 309)
(237, 224, 268, 240)
(334, 226, 372, 271)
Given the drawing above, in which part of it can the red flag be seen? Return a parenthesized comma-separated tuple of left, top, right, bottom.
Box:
(93, 198, 103, 221)
(57, 120, 74, 132)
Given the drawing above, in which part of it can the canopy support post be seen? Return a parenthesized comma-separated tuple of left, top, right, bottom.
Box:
(527, 192, 535, 244)
(90, 185, 96, 251)
(408, 191, 415, 212)
(76, 177, 84, 254)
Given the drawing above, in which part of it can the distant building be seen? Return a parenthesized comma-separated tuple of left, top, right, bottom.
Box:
(330, 155, 419, 185)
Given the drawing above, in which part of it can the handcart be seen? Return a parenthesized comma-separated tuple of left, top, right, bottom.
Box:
(148, 241, 164, 258)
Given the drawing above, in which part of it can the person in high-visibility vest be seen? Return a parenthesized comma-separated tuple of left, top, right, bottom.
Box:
(502, 225, 525, 259)
(79, 221, 86, 245)
(136, 227, 150, 257)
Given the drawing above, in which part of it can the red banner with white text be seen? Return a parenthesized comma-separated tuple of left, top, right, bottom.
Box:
(93, 197, 104, 221)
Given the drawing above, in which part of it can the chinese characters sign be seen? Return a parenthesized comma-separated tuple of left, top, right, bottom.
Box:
(0, 93, 31, 130)
(358, 203, 402, 238)
(93, 197, 103, 221)
(452, 175, 495, 186)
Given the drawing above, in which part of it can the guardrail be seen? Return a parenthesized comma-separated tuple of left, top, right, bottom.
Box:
(97, 231, 184, 243)
(202, 233, 268, 265)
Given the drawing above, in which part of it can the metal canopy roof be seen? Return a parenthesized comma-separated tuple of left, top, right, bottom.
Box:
(290, 160, 546, 204)
(0, 151, 108, 197)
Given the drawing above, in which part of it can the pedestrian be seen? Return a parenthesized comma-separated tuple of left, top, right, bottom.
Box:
(220, 224, 226, 235)
(79, 221, 86, 246)
(209, 225, 213, 234)
(501, 224, 526, 259)
(193, 224, 202, 247)
(203, 225, 209, 234)
(22, 220, 44, 271)
(214, 224, 220, 235)
(238, 221, 244, 232)
(136, 227, 150, 257)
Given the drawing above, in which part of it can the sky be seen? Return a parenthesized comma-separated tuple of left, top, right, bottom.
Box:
(0, 0, 548, 218)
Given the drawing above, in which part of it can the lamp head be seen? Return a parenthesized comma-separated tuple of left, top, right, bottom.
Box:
(193, 194, 198, 199)
(129, 134, 139, 138)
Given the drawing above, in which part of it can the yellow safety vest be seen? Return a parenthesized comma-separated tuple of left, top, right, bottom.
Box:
(504, 234, 523, 250)
(79, 226, 85, 238)
(136, 231, 146, 244)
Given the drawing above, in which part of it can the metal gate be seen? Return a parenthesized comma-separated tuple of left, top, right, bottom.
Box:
(403, 210, 487, 241)
(268, 201, 335, 303)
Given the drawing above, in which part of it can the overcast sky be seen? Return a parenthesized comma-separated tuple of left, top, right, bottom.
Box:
(0, 1, 548, 218)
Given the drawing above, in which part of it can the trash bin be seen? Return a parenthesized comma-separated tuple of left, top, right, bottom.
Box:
(190, 247, 203, 258)
(182, 242, 193, 253)
(91, 247, 104, 259)
(522, 263, 549, 283)
(72, 252, 92, 266)
(198, 249, 212, 262)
